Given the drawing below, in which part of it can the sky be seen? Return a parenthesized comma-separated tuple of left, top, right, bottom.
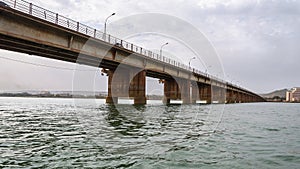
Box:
(0, 0, 299, 94)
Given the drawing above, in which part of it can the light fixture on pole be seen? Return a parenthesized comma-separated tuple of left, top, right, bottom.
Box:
(103, 13, 116, 40)
(160, 42, 168, 60)
(188, 57, 196, 68)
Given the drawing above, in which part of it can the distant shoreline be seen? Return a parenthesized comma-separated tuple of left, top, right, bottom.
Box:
(0, 93, 163, 100)
(0, 95, 106, 99)
(1, 93, 298, 103)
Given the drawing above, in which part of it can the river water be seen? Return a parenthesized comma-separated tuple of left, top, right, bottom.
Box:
(0, 97, 299, 168)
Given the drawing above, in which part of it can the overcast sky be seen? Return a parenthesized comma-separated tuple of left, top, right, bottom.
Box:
(0, 0, 299, 94)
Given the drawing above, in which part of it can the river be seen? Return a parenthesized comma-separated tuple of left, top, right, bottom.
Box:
(0, 97, 299, 168)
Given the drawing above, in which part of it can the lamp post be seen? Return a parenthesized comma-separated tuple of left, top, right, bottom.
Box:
(160, 42, 168, 60)
(188, 57, 196, 68)
(103, 13, 116, 40)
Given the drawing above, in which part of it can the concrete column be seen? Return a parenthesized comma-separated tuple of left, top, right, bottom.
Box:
(238, 92, 242, 103)
(163, 78, 191, 104)
(219, 87, 226, 104)
(106, 69, 118, 104)
(231, 90, 236, 103)
(106, 68, 146, 105)
(163, 97, 171, 104)
(199, 84, 212, 104)
(241, 93, 246, 103)
(181, 80, 191, 104)
(237, 92, 241, 103)
(130, 70, 146, 105)
(226, 89, 233, 104)
(163, 79, 179, 104)
(234, 91, 238, 103)
(246, 95, 250, 103)
(244, 94, 247, 102)
(191, 83, 199, 104)
(212, 86, 225, 104)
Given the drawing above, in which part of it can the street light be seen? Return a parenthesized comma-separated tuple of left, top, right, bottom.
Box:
(103, 13, 116, 40)
(160, 42, 168, 60)
(188, 57, 196, 68)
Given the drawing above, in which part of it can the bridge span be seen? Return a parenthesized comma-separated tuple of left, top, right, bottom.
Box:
(0, 0, 265, 104)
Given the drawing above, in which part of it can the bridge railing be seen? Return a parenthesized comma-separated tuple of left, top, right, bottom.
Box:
(3, 0, 248, 91)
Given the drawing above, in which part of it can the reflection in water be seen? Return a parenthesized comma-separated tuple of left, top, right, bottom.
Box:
(105, 104, 146, 136)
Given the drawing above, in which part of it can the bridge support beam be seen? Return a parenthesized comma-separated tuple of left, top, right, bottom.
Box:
(244, 95, 247, 102)
(163, 78, 191, 104)
(131, 70, 147, 105)
(238, 92, 241, 103)
(199, 84, 212, 104)
(226, 89, 233, 104)
(233, 91, 238, 103)
(220, 87, 226, 104)
(163, 79, 176, 104)
(106, 68, 146, 105)
(212, 86, 226, 104)
(181, 80, 191, 104)
(241, 93, 246, 103)
(106, 70, 116, 104)
(191, 82, 199, 104)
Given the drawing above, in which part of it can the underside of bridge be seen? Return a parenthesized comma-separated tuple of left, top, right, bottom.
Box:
(0, 5, 266, 105)
(101, 66, 264, 105)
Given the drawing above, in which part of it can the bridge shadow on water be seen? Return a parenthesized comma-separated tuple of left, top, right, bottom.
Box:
(104, 104, 204, 137)
(104, 103, 185, 137)
(105, 104, 147, 136)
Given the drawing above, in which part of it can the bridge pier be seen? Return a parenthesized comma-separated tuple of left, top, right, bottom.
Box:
(130, 70, 147, 104)
(233, 91, 239, 103)
(243, 93, 247, 103)
(236, 92, 241, 103)
(226, 89, 233, 103)
(251, 96, 254, 102)
(191, 82, 199, 104)
(182, 80, 191, 104)
(106, 68, 146, 105)
(199, 84, 212, 104)
(106, 69, 117, 104)
(212, 86, 226, 104)
(163, 79, 176, 104)
(246, 94, 250, 102)
(220, 87, 226, 103)
(163, 78, 191, 104)
(241, 93, 246, 103)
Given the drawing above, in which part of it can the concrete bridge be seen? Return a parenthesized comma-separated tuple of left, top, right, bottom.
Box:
(0, 0, 265, 104)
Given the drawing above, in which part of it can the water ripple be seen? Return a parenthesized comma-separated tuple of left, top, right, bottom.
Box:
(0, 98, 299, 168)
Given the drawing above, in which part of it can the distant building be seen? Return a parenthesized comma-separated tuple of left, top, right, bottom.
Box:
(286, 87, 300, 102)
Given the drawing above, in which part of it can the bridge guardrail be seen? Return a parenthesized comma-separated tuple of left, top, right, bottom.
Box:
(2, 0, 255, 94)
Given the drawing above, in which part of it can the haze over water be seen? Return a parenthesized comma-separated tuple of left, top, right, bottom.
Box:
(0, 97, 299, 168)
